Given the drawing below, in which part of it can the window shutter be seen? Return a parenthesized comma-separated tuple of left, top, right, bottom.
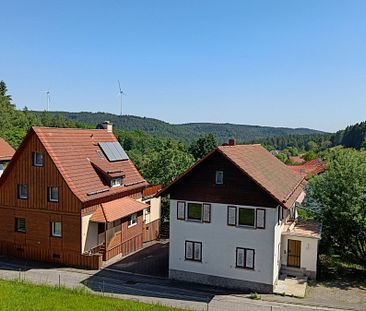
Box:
(177, 202, 185, 220)
(227, 206, 237, 226)
(256, 209, 265, 229)
(236, 248, 245, 267)
(202, 204, 211, 223)
(193, 243, 202, 261)
(185, 241, 193, 259)
(245, 249, 255, 269)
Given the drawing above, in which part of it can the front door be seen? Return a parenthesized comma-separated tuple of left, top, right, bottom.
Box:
(287, 239, 301, 268)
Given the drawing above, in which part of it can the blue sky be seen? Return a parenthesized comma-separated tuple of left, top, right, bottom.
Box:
(1, 0, 365, 132)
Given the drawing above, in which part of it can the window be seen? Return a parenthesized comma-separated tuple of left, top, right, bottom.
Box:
(185, 241, 202, 262)
(187, 203, 202, 221)
(256, 209, 266, 229)
(112, 219, 122, 228)
(18, 184, 28, 199)
(227, 206, 237, 226)
(238, 208, 255, 227)
(33, 152, 44, 167)
(110, 178, 122, 187)
(177, 201, 186, 220)
(51, 222, 62, 237)
(15, 218, 26, 233)
(236, 247, 255, 269)
(215, 170, 223, 185)
(128, 213, 137, 227)
(48, 187, 59, 202)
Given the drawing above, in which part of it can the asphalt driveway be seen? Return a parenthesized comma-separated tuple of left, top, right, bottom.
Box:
(107, 240, 169, 277)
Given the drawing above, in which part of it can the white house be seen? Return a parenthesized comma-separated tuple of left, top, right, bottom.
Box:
(160, 141, 321, 293)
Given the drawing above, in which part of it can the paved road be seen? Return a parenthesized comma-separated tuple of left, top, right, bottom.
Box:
(0, 256, 349, 311)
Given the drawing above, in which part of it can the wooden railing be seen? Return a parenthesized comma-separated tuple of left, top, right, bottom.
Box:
(105, 233, 143, 261)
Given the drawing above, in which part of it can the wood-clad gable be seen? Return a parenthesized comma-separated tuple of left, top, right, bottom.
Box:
(0, 130, 81, 214)
(169, 151, 278, 208)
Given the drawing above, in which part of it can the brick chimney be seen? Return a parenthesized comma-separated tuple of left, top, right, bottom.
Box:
(97, 121, 113, 133)
(228, 138, 236, 146)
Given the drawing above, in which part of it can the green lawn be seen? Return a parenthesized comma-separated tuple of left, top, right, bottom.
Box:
(0, 279, 185, 311)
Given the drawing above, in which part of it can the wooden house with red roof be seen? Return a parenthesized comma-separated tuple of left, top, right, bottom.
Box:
(160, 140, 321, 293)
(0, 123, 161, 268)
(0, 138, 15, 177)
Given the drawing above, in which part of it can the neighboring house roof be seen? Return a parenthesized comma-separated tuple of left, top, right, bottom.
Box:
(289, 156, 306, 165)
(143, 184, 163, 199)
(0, 138, 15, 162)
(288, 159, 325, 179)
(90, 196, 149, 223)
(160, 144, 306, 209)
(282, 219, 322, 239)
(32, 127, 148, 203)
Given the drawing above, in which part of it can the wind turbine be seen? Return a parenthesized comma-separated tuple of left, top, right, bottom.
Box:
(41, 90, 51, 111)
(117, 80, 125, 116)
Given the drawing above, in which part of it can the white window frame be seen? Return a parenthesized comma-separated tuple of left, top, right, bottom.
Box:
(187, 202, 203, 222)
(18, 184, 28, 199)
(48, 186, 59, 202)
(110, 178, 122, 187)
(238, 207, 256, 228)
(128, 213, 138, 227)
(51, 222, 62, 237)
(33, 152, 44, 167)
(215, 170, 224, 185)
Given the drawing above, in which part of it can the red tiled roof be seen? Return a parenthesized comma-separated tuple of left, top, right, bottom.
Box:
(160, 144, 306, 209)
(143, 184, 163, 198)
(288, 159, 325, 179)
(283, 219, 322, 239)
(0, 138, 15, 161)
(217, 145, 306, 209)
(90, 196, 149, 223)
(33, 127, 149, 203)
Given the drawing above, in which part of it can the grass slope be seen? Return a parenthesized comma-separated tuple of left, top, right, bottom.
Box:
(41, 111, 326, 143)
(0, 280, 184, 311)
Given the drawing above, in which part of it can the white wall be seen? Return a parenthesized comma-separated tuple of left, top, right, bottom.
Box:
(143, 197, 161, 224)
(272, 207, 284, 284)
(81, 214, 99, 253)
(169, 199, 278, 286)
(281, 235, 319, 272)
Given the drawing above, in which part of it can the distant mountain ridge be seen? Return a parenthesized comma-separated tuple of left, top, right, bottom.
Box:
(42, 111, 328, 143)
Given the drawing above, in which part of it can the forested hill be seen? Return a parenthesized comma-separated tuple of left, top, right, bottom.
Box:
(331, 121, 366, 149)
(41, 111, 326, 143)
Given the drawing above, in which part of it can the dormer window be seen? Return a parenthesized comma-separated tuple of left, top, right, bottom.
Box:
(215, 171, 223, 185)
(33, 152, 44, 167)
(111, 178, 122, 187)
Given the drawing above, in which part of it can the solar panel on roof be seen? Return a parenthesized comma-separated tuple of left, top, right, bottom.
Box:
(99, 142, 129, 162)
(113, 141, 129, 160)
